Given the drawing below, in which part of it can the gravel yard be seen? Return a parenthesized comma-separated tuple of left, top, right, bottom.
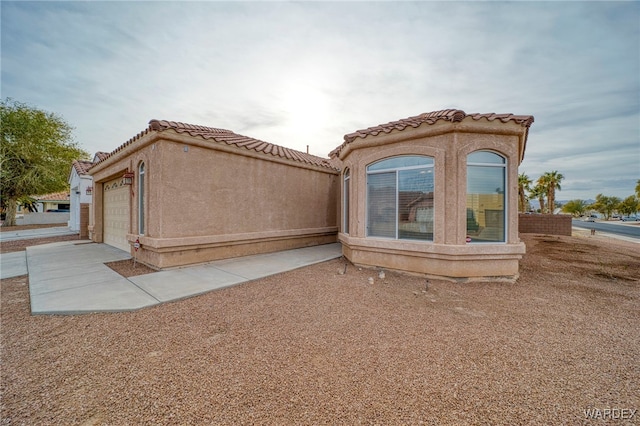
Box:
(1, 233, 639, 424)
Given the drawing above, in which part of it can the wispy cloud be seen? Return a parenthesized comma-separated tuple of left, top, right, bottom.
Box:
(2, 1, 638, 200)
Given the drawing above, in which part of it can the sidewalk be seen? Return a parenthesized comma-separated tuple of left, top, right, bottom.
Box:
(0, 226, 77, 242)
(4, 241, 342, 315)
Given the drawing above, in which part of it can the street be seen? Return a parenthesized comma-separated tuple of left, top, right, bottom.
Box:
(572, 219, 640, 241)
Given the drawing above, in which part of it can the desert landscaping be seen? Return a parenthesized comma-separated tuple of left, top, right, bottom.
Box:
(1, 231, 639, 424)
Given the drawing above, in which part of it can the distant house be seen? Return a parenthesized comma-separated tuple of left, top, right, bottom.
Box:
(14, 191, 71, 226)
(35, 191, 70, 213)
(88, 120, 338, 268)
(330, 109, 534, 281)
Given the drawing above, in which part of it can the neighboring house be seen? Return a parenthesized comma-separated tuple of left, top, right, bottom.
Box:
(68, 159, 95, 235)
(88, 120, 339, 269)
(330, 109, 534, 281)
(14, 191, 71, 225)
(35, 191, 71, 212)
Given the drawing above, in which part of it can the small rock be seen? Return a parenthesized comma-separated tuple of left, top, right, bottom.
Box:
(368, 277, 374, 285)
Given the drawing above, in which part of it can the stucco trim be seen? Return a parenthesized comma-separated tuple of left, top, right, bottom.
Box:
(129, 226, 339, 250)
(340, 234, 524, 281)
(334, 120, 529, 164)
(339, 234, 525, 258)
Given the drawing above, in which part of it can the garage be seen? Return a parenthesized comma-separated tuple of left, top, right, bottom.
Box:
(103, 177, 130, 252)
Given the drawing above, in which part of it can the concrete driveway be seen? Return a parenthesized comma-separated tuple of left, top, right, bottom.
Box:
(1, 241, 343, 315)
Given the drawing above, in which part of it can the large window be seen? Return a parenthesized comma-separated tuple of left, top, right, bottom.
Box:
(366, 156, 434, 241)
(138, 162, 145, 235)
(343, 168, 350, 234)
(466, 151, 506, 243)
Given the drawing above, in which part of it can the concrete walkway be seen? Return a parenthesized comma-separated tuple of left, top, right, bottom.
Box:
(2, 241, 342, 315)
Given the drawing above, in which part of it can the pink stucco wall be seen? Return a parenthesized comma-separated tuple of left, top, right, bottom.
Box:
(89, 130, 339, 269)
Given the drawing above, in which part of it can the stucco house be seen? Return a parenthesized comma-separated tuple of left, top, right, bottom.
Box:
(330, 109, 534, 281)
(13, 191, 71, 226)
(89, 109, 533, 281)
(68, 159, 94, 234)
(35, 191, 71, 212)
(88, 120, 339, 269)
(68, 153, 110, 236)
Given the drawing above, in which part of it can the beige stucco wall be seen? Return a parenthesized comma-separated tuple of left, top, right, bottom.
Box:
(336, 118, 528, 281)
(90, 131, 339, 268)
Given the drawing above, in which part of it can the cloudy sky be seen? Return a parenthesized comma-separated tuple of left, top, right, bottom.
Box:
(2, 1, 638, 201)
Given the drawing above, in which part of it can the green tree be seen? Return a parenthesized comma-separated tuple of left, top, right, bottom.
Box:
(590, 194, 621, 220)
(561, 199, 588, 217)
(518, 173, 532, 212)
(540, 171, 564, 213)
(0, 98, 88, 226)
(617, 195, 639, 217)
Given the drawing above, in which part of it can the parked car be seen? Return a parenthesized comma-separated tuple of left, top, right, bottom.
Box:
(621, 215, 639, 222)
(584, 216, 595, 222)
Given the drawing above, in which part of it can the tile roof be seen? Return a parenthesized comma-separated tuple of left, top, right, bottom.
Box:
(97, 120, 337, 171)
(71, 159, 94, 176)
(94, 152, 110, 162)
(35, 191, 70, 202)
(330, 109, 534, 158)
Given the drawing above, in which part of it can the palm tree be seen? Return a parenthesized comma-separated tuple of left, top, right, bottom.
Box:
(518, 173, 532, 212)
(530, 183, 546, 214)
(540, 171, 564, 214)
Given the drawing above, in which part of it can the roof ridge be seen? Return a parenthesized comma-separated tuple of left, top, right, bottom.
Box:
(33, 191, 70, 201)
(149, 119, 233, 135)
(95, 119, 338, 171)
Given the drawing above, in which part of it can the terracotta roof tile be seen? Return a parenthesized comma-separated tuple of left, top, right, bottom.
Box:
(96, 119, 337, 171)
(330, 109, 534, 158)
(71, 159, 94, 176)
(35, 191, 70, 202)
(94, 152, 110, 162)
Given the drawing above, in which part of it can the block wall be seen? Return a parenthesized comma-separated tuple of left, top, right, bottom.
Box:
(518, 214, 572, 236)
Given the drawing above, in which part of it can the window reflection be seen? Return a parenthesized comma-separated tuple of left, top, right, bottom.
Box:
(466, 152, 506, 243)
(367, 156, 434, 241)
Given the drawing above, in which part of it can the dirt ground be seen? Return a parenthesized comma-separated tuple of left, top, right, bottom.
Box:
(1, 233, 639, 424)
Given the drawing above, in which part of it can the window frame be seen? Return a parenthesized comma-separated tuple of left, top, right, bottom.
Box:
(466, 150, 507, 244)
(365, 155, 435, 241)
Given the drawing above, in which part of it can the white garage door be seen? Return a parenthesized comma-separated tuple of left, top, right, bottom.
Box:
(103, 177, 130, 252)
